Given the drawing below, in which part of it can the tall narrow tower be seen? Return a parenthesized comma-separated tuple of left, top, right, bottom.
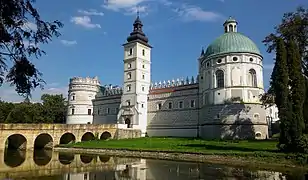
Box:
(118, 15, 152, 136)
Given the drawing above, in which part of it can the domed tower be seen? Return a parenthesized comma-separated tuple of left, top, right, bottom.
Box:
(198, 17, 268, 139)
(66, 77, 100, 124)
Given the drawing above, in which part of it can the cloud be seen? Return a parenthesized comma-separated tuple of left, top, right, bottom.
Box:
(78, 9, 104, 16)
(102, 0, 147, 11)
(0, 83, 68, 103)
(173, 4, 223, 22)
(60, 40, 77, 46)
(22, 22, 37, 31)
(125, 5, 148, 15)
(71, 16, 101, 29)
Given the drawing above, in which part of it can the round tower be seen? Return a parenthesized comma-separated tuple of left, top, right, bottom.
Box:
(198, 17, 268, 139)
(66, 76, 100, 124)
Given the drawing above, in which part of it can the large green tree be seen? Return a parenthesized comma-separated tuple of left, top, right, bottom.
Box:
(41, 94, 67, 123)
(270, 38, 292, 151)
(0, 0, 63, 97)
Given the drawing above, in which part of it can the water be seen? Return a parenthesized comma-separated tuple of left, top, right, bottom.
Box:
(0, 149, 307, 180)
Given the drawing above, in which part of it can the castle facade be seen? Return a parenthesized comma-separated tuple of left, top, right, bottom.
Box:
(66, 16, 269, 139)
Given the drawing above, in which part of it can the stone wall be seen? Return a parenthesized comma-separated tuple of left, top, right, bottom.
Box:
(199, 103, 268, 139)
(114, 129, 141, 139)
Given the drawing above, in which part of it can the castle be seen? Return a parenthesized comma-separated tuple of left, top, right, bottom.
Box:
(66, 16, 269, 139)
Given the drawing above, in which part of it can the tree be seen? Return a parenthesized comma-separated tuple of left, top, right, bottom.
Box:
(287, 40, 306, 152)
(270, 38, 292, 151)
(41, 94, 67, 123)
(0, 0, 63, 97)
(263, 6, 308, 77)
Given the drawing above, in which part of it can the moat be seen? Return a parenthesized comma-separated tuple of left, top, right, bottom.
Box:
(0, 149, 307, 180)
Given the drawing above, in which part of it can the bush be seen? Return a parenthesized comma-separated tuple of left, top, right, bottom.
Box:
(295, 134, 308, 153)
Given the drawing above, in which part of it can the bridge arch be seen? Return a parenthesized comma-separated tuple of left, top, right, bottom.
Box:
(33, 149, 52, 166)
(80, 154, 95, 164)
(81, 132, 95, 141)
(59, 152, 75, 165)
(4, 149, 26, 167)
(60, 133, 76, 144)
(100, 131, 112, 140)
(99, 155, 111, 163)
(34, 133, 53, 149)
(5, 134, 27, 150)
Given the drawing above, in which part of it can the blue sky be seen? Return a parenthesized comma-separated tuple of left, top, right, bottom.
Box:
(0, 0, 307, 102)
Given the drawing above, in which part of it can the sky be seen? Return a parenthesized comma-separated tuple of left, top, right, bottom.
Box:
(0, 0, 307, 102)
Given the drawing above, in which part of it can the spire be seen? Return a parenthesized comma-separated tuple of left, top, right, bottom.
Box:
(125, 13, 151, 47)
(200, 47, 205, 56)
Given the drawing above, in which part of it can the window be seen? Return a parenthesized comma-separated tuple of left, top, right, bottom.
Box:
(126, 100, 131, 106)
(229, 24, 233, 32)
(88, 109, 92, 115)
(190, 100, 195, 108)
(142, 86, 145, 91)
(142, 64, 145, 68)
(71, 108, 75, 115)
(142, 49, 145, 56)
(84, 173, 87, 180)
(127, 85, 131, 92)
(142, 74, 145, 79)
(178, 101, 183, 109)
(115, 107, 119, 113)
(157, 103, 162, 110)
(127, 73, 131, 79)
(72, 95, 75, 101)
(249, 58, 253, 62)
(98, 109, 100, 115)
(206, 62, 210, 67)
(275, 112, 278, 119)
(129, 48, 133, 56)
(141, 103, 144, 108)
(248, 69, 257, 87)
(168, 102, 173, 109)
(232, 57, 238, 61)
(106, 108, 110, 114)
(128, 63, 132, 69)
(215, 70, 224, 88)
(217, 59, 222, 63)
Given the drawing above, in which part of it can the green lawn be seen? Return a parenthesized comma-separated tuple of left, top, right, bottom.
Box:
(59, 137, 308, 166)
(62, 137, 280, 156)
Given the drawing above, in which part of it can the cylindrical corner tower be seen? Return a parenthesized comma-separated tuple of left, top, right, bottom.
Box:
(66, 76, 100, 124)
(198, 17, 268, 140)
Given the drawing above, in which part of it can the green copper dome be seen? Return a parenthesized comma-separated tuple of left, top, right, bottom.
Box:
(205, 32, 261, 58)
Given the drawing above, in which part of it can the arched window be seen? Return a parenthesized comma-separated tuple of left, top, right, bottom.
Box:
(215, 70, 224, 88)
(248, 69, 257, 87)
(229, 25, 233, 32)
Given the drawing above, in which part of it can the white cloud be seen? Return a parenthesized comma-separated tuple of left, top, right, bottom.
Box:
(0, 83, 68, 103)
(22, 22, 37, 31)
(102, 0, 147, 11)
(173, 4, 223, 22)
(71, 16, 101, 29)
(60, 40, 77, 46)
(125, 5, 148, 15)
(78, 9, 104, 16)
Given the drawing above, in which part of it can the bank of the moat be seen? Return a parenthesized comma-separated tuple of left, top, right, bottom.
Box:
(55, 138, 308, 172)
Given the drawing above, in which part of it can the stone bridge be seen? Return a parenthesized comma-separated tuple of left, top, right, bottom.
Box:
(0, 150, 142, 179)
(0, 124, 141, 150)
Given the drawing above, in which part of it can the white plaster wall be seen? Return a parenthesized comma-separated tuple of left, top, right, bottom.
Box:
(93, 95, 121, 124)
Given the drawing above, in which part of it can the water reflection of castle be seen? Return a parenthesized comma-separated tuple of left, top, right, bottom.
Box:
(0, 150, 296, 180)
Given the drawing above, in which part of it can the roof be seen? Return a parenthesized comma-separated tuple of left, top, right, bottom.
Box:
(204, 32, 261, 58)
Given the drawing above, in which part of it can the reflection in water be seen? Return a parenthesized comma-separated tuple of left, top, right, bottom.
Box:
(58, 152, 74, 165)
(4, 149, 26, 167)
(33, 149, 52, 166)
(0, 149, 308, 180)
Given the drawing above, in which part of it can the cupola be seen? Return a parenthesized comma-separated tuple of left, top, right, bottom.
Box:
(223, 16, 238, 33)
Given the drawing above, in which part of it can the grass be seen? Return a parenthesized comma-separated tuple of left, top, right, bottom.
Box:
(59, 137, 308, 167)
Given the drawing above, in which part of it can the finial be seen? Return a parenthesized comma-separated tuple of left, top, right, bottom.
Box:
(137, 6, 140, 17)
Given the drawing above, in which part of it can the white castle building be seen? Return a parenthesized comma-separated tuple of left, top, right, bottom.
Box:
(66, 16, 270, 139)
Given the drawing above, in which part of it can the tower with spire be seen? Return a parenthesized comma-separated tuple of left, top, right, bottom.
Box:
(117, 14, 152, 136)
